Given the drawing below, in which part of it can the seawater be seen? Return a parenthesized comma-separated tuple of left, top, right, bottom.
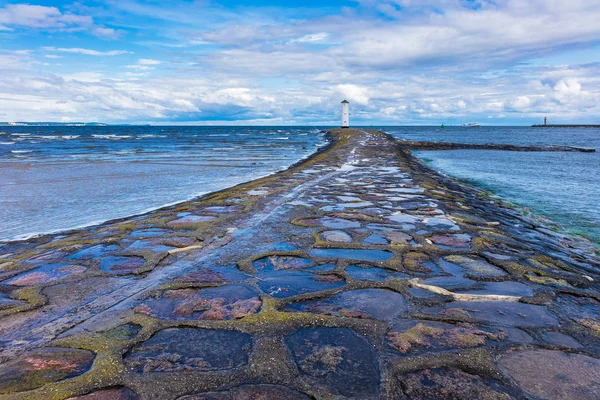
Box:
(384, 126, 600, 244)
(0, 126, 327, 242)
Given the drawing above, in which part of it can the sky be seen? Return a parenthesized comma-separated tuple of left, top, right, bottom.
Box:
(1, 0, 600, 125)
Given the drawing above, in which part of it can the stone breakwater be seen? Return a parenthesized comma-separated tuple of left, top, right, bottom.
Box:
(401, 140, 596, 152)
(0, 129, 599, 400)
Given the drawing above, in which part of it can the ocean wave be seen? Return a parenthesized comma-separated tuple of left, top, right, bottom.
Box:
(274, 137, 289, 140)
(11, 150, 33, 154)
(137, 134, 167, 139)
(11, 133, 31, 137)
(0, 141, 15, 145)
(92, 134, 133, 140)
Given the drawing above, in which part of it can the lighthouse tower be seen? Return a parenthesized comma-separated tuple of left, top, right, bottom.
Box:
(341, 100, 350, 128)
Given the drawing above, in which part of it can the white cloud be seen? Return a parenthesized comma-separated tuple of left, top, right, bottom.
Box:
(0, 4, 118, 38)
(43, 47, 132, 56)
(290, 32, 330, 44)
(336, 84, 370, 105)
(138, 59, 161, 65)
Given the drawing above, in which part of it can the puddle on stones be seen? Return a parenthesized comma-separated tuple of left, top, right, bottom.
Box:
(179, 385, 312, 400)
(100, 256, 145, 275)
(135, 284, 261, 321)
(284, 289, 407, 321)
(306, 263, 337, 272)
(257, 270, 344, 298)
(202, 206, 242, 214)
(4, 264, 86, 287)
(310, 249, 393, 262)
(286, 327, 379, 398)
(68, 244, 118, 260)
(129, 228, 168, 238)
(124, 328, 251, 373)
(0, 347, 95, 394)
(456, 282, 534, 297)
(424, 301, 559, 327)
(306, 217, 361, 229)
(421, 276, 479, 291)
(253, 256, 312, 271)
(361, 233, 388, 245)
(346, 265, 407, 282)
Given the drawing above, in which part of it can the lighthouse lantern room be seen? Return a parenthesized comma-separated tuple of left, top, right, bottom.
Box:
(341, 100, 350, 128)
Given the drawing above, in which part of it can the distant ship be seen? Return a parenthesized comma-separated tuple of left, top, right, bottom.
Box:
(462, 122, 481, 127)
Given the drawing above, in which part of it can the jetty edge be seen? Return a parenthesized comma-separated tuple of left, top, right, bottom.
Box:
(0, 128, 598, 400)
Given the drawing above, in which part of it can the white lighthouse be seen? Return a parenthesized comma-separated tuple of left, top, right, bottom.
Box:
(341, 100, 350, 128)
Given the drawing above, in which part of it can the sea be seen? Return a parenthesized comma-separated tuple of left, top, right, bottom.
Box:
(384, 126, 600, 245)
(0, 126, 327, 242)
(1, 125, 598, 246)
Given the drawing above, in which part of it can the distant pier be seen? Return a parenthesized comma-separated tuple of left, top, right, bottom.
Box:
(532, 124, 600, 128)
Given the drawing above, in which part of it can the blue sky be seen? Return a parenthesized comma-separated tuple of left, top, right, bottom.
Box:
(1, 0, 600, 125)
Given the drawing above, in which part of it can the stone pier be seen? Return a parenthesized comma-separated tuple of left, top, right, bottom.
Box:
(0, 129, 599, 399)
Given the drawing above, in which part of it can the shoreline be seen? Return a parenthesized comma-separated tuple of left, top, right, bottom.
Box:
(0, 132, 333, 245)
(0, 129, 599, 399)
(412, 152, 600, 248)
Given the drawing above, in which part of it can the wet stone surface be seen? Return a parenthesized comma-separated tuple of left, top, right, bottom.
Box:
(286, 328, 380, 398)
(396, 368, 511, 400)
(285, 289, 408, 321)
(0, 129, 599, 399)
(257, 269, 345, 298)
(0, 347, 95, 394)
(179, 385, 312, 400)
(4, 264, 87, 287)
(310, 248, 393, 262)
(423, 301, 559, 327)
(100, 256, 145, 275)
(124, 328, 252, 373)
(498, 350, 600, 400)
(68, 387, 141, 400)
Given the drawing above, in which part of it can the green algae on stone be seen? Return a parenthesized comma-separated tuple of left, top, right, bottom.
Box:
(134, 284, 261, 321)
(387, 322, 507, 354)
(498, 350, 600, 400)
(0, 347, 95, 394)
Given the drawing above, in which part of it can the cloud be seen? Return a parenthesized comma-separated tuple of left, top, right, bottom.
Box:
(43, 47, 132, 56)
(1, 1, 600, 124)
(0, 3, 119, 38)
(138, 59, 161, 65)
(289, 32, 330, 44)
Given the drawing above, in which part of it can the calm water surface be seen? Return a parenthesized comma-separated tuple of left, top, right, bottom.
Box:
(0, 126, 326, 241)
(384, 126, 600, 244)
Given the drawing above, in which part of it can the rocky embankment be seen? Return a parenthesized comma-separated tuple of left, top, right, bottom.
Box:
(402, 140, 596, 152)
(0, 129, 599, 400)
